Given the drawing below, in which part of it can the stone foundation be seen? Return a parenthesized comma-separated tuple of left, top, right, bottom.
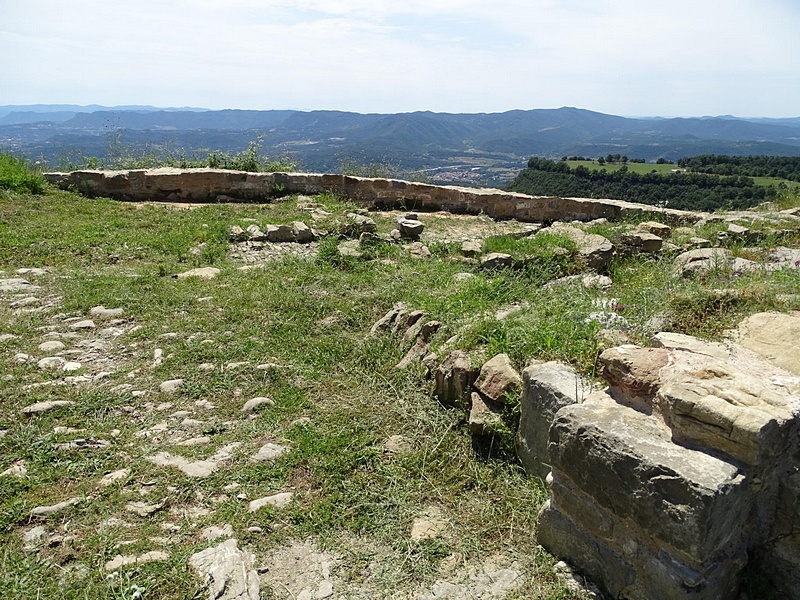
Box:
(43, 168, 699, 224)
(536, 331, 800, 599)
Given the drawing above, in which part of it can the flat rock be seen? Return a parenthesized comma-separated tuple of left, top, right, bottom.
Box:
(89, 305, 124, 319)
(31, 497, 82, 517)
(0, 278, 40, 293)
(38, 340, 65, 353)
(201, 524, 235, 541)
(105, 550, 169, 571)
(37, 356, 66, 370)
(21, 400, 75, 415)
(98, 468, 131, 487)
(69, 319, 96, 330)
(159, 378, 185, 393)
(250, 442, 290, 462)
(731, 312, 800, 376)
(147, 443, 241, 477)
(248, 492, 294, 512)
(411, 506, 448, 541)
(176, 267, 221, 279)
(126, 498, 168, 517)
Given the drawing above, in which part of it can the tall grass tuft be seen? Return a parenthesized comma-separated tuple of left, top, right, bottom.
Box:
(0, 153, 46, 194)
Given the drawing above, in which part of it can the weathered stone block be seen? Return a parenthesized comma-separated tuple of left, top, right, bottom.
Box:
(516, 361, 590, 479)
(549, 402, 749, 562)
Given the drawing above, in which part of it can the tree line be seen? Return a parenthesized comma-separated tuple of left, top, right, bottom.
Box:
(506, 157, 771, 211)
(676, 155, 800, 182)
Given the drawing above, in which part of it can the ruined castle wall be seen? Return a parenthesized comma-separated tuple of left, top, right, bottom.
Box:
(43, 168, 699, 224)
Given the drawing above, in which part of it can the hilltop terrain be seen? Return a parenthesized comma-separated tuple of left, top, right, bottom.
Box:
(1, 158, 799, 599)
(3, 106, 800, 187)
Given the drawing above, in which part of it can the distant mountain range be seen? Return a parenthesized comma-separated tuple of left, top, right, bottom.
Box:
(2, 105, 800, 187)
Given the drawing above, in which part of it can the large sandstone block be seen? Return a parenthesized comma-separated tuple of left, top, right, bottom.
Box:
(548, 402, 750, 563)
(732, 312, 800, 376)
(538, 498, 745, 600)
(516, 361, 590, 479)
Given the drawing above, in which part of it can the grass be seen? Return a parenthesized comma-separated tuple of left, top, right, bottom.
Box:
(0, 154, 799, 599)
(0, 154, 46, 194)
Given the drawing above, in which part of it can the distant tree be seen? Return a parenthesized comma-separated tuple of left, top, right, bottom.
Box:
(597, 156, 606, 165)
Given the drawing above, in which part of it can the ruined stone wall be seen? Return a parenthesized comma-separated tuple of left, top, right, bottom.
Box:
(43, 168, 699, 225)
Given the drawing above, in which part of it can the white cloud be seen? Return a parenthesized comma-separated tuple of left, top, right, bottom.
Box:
(1, 0, 798, 116)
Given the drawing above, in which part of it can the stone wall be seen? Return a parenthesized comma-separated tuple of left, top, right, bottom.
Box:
(43, 168, 699, 225)
(536, 329, 800, 599)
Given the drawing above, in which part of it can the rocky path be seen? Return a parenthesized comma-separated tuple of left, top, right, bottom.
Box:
(0, 266, 544, 600)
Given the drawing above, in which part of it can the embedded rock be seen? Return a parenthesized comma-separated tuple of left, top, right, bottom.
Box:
(265, 224, 295, 243)
(189, 539, 260, 600)
(468, 392, 504, 436)
(177, 267, 221, 279)
(544, 224, 614, 271)
(480, 252, 513, 271)
(473, 353, 521, 404)
(433, 351, 478, 408)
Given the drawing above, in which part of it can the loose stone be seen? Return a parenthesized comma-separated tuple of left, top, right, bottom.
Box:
(248, 492, 294, 512)
(38, 340, 65, 353)
(159, 379, 185, 393)
(21, 400, 75, 415)
(104, 550, 170, 571)
(31, 497, 82, 517)
(241, 396, 275, 413)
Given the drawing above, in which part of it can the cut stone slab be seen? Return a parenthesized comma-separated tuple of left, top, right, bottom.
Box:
(516, 361, 591, 479)
(105, 550, 170, 571)
(248, 492, 294, 512)
(473, 353, 521, 403)
(147, 443, 241, 478)
(176, 267, 221, 279)
(21, 400, 75, 415)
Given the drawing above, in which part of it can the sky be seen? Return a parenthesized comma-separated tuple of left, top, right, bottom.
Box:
(2, 0, 799, 117)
